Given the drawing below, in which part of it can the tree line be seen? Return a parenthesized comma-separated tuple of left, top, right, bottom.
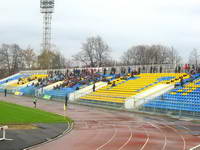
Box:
(0, 44, 68, 78)
(1, 35, 193, 78)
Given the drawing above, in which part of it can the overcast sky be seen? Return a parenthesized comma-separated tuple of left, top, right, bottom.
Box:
(0, 0, 199, 62)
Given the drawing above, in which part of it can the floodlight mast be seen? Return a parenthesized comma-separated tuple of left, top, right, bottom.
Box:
(40, 0, 55, 51)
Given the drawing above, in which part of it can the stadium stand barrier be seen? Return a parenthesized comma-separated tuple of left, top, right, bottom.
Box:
(0, 73, 20, 83)
(43, 81, 64, 90)
(138, 99, 200, 119)
(69, 81, 107, 102)
(125, 84, 174, 109)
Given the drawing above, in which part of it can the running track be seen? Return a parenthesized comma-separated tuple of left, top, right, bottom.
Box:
(1, 95, 200, 150)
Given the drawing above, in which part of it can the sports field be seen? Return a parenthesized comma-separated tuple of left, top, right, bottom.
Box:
(0, 101, 70, 124)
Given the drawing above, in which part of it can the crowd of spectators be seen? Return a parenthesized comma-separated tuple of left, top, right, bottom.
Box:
(22, 64, 200, 91)
(176, 64, 200, 74)
(31, 69, 102, 90)
(17, 76, 37, 85)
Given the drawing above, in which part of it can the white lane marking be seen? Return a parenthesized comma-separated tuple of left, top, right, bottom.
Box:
(118, 126, 133, 150)
(140, 125, 150, 150)
(179, 124, 200, 138)
(96, 125, 117, 150)
(165, 124, 186, 150)
(190, 144, 200, 150)
(148, 122, 167, 150)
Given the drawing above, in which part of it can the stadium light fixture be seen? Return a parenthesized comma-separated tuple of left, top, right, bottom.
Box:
(40, 0, 55, 51)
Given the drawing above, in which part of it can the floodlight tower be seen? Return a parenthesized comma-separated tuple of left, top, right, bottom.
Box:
(40, 0, 55, 51)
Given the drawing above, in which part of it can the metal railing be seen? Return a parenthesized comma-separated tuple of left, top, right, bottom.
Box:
(138, 98, 200, 119)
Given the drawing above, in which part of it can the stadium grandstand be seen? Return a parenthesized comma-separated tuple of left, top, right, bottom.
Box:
(0, 65, 200, 118)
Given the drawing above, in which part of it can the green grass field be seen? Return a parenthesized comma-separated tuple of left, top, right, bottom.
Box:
(0, 101, 71, 124)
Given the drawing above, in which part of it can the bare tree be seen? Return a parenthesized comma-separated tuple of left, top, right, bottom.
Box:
(73, 36, 111, 67)
(0, 44, 11, 74)
(51, 51, 67, 69)
(121, 44, 181, 65)
(167, 47, 182, 65)
(73, 51, 90, 67)
(38, 48, 67, 69)
(0, 44, 25, 75)
(189, 49, 199, 67)
(22, 47, 37, 69)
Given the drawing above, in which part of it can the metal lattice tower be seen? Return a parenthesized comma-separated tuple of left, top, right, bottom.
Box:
(40, 0, 55, 51)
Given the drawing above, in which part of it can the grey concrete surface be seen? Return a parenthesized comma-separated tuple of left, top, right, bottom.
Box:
(0, 123, 67, 150)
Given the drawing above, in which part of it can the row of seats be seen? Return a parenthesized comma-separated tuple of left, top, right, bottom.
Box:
(0, 74, 26, 85)
(80, 73, 187, 104)
(43, 83, 83, 99)
(6, 74, 48, 89)
(144, 74, 200, 112)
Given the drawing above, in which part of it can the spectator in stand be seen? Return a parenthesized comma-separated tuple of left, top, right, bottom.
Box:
(107, 80, 111, 85)
(178, 65, 181, 73)
(183, 64, 188, 73)
(131, 71, 134, 78)
(192, 65, 195, 70)
(197, 67, 200, 73)
(114, 68, 117, 74)
(93, 82, 96, 92)
(142, 66, 145, 73)
(103, 68, 107, 75)
(150, 66, 153, 73)
(187, 64, 190, 73)
(159, 66, 162, 73)
(175, 66, 178, 73)
(112, 81, 116, 87)
(128, 67, 131, 74)
(138, 67, 141, 74)
(180, 77, 184, 87)
(153, 66, 157, 73)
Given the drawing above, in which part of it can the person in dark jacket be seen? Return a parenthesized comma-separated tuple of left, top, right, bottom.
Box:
(180, 77, 184, 87)
(65, 94, 69, 108)
(4, 88, 7, 97)
(159, 66, 162, 73)
(33, 96, 37, 108)
(93, 83, 96, 92)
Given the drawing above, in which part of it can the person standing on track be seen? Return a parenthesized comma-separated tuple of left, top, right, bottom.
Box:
(33, 96, 37, 108)
(4, 88, 7, 97)
(64, 94, 69, 111)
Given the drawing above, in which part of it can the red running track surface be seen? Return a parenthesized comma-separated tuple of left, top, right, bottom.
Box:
(1, 95, 200, 150)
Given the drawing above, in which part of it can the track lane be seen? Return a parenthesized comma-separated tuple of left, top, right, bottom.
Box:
(1, 95, 200, 150)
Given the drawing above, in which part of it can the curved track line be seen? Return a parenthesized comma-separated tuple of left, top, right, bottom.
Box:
(96, 125, 117, 150)
(118, 126, 133, 150)
(116, 123, 147, 150)
(139, 125, 150, 150)
(148, 122, 167, 150)
(151, 118, 186, 150)
(166, 124, 186, 150)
